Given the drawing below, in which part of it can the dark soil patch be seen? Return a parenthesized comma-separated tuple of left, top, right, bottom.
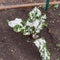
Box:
(0, 5, 60, 60)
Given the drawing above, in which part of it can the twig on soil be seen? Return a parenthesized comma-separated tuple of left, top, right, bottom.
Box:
(0, 1, 60, 10)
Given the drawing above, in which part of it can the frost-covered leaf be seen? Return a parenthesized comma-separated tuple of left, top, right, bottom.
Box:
(29, 7, 41, 20)
(41, 14, 47, 19)
(34, 38, 50, 60)
(23, 31, 30, 35)
(26, 21, 32, 27)
(8, 18, 23, 28)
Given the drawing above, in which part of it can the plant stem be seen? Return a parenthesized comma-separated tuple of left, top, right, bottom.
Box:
(45, 0, 50, 10)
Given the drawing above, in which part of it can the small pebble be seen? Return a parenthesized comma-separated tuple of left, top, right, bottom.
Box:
(49, 29, 51, 33)
(56, 20, 60, 23)
(52, 21, 54, 23)
(0, 58, 3, 60)
(55, 58, 59, 60)
(11, 49, 16, 54)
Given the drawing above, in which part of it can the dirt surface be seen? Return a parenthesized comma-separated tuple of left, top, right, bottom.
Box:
(0, 5, 60, 60)
(46, 6, 60, 44)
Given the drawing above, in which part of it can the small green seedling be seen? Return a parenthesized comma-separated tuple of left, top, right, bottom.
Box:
(53, 3, 59, 9)
(56, 44, 60, 47)
(58, 14, 60, 16)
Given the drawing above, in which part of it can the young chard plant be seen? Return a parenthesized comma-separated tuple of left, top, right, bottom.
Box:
(8, 7, 50, 60)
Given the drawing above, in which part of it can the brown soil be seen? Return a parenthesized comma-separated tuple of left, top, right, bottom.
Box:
(46, 6, 60, 44)
(0, 4, 60, 60)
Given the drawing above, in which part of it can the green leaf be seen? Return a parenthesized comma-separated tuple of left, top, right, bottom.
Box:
(21, 29, 25, 33)
(21, 20, 26, 26)
(42, 23, 47, 28)
(13, 25, 21, 32)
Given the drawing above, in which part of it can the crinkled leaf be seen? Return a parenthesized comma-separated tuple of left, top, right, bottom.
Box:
(13, 25, 21, 32)
(34, 38, 50, 60)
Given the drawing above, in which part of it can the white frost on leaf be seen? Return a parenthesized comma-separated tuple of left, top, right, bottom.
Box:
(34, 38, 50, 60)
(33, 7, 41, 17)
(29, 7, 41, 19)
(26, 21, 32, 27)
(41, 14, 47, 19)
(34, 38, 46, 48)
(36, 23, 43, 33)
(26, 20, 39, 28)
(17, 28, 21, 32)
(8, 18, 22, 28)
(23, 32, 30, 35)
(33, 20, 40, 28)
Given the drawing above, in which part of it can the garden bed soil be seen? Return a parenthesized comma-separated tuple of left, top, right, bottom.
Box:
(0, 5, 60, 60)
